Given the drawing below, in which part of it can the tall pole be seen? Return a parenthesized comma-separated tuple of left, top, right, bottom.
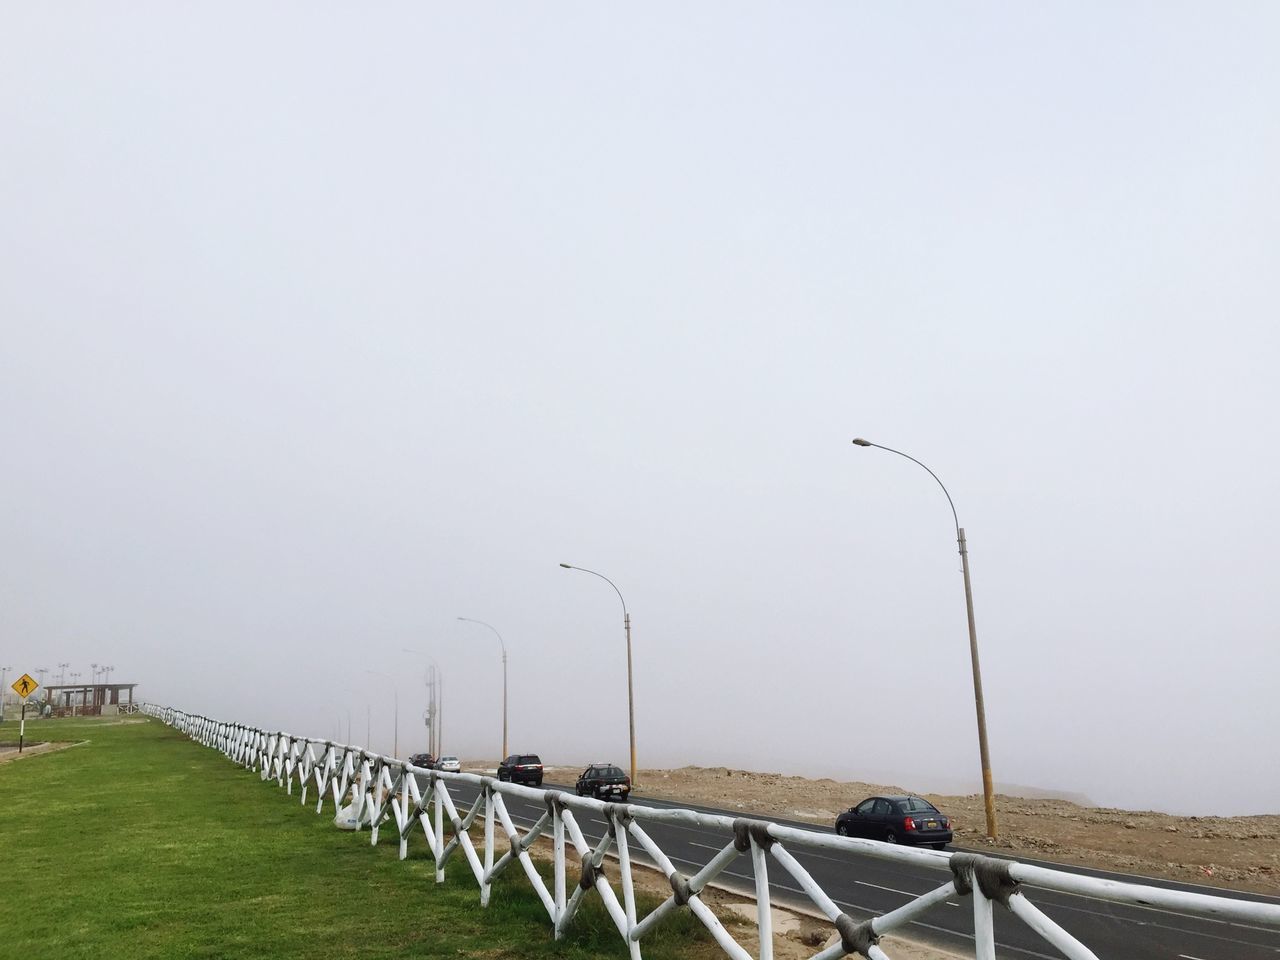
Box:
(0, 666, 8, 720)
(433, 666, 443, 757)
(428, 665, 438, 757)
(852, 438, 999, 840)
(403, 650, 444, 756)
(456, 619, 507, 759)
(560, 563, 637, 787)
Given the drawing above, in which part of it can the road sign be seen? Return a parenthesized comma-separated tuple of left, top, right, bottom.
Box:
(12, 673, 39, 699)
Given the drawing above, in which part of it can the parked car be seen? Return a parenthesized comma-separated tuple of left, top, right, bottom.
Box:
(576, 763, 631, 800)
(435, 755, 461, 773)
(409, 752, 435, 769)
(834, 795, 952, 849)
(497, 753, 544, 786)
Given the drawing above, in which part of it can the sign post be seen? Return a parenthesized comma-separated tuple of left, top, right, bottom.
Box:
(11, 673, 39, 753)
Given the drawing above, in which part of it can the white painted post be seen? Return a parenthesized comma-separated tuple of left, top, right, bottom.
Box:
(751, 836, 773, 960)
(482, 784, 494, 907)
(553, 802, 566, 936)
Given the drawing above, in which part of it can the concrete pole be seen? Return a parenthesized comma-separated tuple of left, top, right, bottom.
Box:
(625, 611, 637, 788)
(852, 438, 999, 840)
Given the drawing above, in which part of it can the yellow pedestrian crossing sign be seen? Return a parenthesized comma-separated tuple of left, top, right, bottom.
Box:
(12, 673, 38, 699)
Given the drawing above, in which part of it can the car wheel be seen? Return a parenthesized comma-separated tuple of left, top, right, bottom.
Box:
(535, 778, 543, 787)
(836, 823, 849, 836)
(932, 842, 947, 850)
(883, 830, 897, 844)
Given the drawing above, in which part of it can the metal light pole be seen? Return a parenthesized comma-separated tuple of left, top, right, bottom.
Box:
(364, 671, 399, 758)
(0, 666, 9, 720)
(58, 662, 70, 687)
(457, 618, 507, 760)
(402, 649, 443, 757)
(69, 672, 81, 715)
(852, 437, 998, 840)
(560, 563, 637, 787)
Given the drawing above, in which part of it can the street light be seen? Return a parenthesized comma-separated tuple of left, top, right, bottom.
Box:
(402, 649, 443, 757)
(456, 618, 507, 760)
(851, 437, 999, 840)
(364, 671, 400, 758)
(560, 563, 637, 787)
(0, 666, 9, 720)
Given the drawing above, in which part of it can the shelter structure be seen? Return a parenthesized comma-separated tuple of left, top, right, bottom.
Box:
(44, 682, 138, 717)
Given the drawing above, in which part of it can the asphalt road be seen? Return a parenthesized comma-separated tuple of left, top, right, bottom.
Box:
(426, 777, 1280, 960)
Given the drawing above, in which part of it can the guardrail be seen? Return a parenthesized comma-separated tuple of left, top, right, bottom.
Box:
(144, 704, 1280, 960)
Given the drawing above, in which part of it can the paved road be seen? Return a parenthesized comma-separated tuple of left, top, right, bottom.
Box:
(426, 776, 1280, 960)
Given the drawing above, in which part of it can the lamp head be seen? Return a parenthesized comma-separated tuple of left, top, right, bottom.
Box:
(852, 438, 872, 447)
(559, 563, 572, 569)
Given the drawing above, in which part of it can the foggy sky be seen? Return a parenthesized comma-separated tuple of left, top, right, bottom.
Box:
(3, 3, 1278, 816)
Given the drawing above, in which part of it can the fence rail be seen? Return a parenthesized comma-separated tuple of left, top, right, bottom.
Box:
(144, 704, 1280, 960)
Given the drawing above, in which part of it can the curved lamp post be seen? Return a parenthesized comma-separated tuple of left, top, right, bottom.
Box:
(852, 437, 999, 840)
(364, 670, 400, 758)
(560, 563, 636, 787)
(457, 618, 507, 760)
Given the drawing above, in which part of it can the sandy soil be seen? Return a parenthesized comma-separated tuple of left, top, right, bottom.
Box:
(617, 765, 1280, 895)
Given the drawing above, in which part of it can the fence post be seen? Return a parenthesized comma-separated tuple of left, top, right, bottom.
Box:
(553, 798, 566, 936)
(481, 783, 494, 907)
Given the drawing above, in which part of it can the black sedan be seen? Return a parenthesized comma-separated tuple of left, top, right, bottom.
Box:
(575, 764, 630, 800)
(497, 754, 544, 786)
(835, 795, 952, 849)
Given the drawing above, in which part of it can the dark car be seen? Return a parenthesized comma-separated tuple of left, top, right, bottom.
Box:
(409, 752, 435, 769)
(497, 754, 544, 786)
(835, 795, 953, 849)
(575, 763, 630, 800)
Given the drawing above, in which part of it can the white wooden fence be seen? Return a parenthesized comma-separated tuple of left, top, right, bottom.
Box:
(145, 705, 1280, 960)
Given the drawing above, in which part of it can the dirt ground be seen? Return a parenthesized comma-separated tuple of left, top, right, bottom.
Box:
(611, 765, 1280, 896)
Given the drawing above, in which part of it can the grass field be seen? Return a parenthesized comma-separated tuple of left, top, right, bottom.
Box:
(0, 715, 713, 959)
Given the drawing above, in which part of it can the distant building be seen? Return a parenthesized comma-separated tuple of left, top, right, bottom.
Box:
(42, 682, 138, 717)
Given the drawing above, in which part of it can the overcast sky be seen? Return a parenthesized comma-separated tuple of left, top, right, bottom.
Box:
(3, 3, 1277, 816)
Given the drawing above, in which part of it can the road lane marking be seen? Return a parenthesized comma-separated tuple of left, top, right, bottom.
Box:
(853, 879, 960, 906)
(687, 841, 961, 907)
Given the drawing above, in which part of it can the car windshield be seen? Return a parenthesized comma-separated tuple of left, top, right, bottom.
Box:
(896, 797, 939, 814)
(441, 756, 458, 763)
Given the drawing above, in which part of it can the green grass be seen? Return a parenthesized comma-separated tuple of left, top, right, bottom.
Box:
(0, 716, 713, 958)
